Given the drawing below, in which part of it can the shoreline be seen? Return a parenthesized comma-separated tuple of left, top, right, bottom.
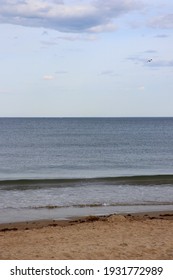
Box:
(0, 210, 173, 260)
(1, 210, 173, 232)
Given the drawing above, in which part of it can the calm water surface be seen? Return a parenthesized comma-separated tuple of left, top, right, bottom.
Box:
(0, 118, 173, 222)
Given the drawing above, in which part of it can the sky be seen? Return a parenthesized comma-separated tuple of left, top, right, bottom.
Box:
(0, 0, 173, 117)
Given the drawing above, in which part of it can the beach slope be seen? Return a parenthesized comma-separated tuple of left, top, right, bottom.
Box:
(0, 212, 173, 260)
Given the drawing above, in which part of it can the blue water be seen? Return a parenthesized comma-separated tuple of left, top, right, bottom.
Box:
(0, 117, 173, 222)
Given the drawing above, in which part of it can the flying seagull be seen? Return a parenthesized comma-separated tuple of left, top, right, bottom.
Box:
(147, 59, 152, 62)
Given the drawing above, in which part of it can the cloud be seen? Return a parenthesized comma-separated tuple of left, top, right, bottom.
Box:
(0, 89, 11, 94)
(41, 40, 59, 46)
(43, 75, 54, 80)
(149, 14, 173, 29)
(144, 49, 157, 54)
(0, 0, 143, 33)
(127, 56, 173, 68)
(127, 56, 147, 64)
(149, 60, 173, 67)
(100, 70, 118, 77)
(154, 34, 169, 38)
(55, 34, 97, 41)
(138, 86, 145, 91)
(42, 30, 49, 36)
(55, 71, 68, 74)
(40, 33, 97, 47)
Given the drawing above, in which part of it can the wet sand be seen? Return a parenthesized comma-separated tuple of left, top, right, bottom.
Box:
(0, 211, 173, 260)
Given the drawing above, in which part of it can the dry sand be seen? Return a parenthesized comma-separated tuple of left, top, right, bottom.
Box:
(0, 212, 173, 260)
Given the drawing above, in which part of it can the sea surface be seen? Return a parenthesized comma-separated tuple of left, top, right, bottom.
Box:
(0, 117, 173, 223)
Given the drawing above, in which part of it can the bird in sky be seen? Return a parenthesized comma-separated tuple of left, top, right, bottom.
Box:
(147, 59, 152, 62)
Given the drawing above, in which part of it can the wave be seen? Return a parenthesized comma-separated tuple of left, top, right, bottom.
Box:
(0, 174, 173, 190)
(3, 201, 173, 210)
(32, 201, 173, 209)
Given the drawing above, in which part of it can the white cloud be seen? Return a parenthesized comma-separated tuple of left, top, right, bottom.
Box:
(88, 23, 117, 33)
(138, 86, 145, 91)
(43, 75, 54, 80)
(0, 0, 144, 33)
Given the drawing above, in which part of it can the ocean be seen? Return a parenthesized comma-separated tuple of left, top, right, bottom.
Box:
(0, 117, 173, 223)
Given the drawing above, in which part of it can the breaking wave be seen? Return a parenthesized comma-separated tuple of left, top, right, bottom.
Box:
(0, 174, 173, 190)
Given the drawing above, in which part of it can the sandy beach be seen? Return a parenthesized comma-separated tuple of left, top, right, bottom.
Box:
(0, 212, 173, 260)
